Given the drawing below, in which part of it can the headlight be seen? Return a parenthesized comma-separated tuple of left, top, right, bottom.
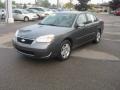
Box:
(15, 30, 19, 37)
(36, 34, 55, 43)
(41, 13, 45, 16)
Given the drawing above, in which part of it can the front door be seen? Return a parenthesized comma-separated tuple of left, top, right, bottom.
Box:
(74, 13, 88, 45)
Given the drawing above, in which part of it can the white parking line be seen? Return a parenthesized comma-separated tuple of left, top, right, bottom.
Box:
(104, 32, 120, 35)
(72, 49, 120, 61)
(103, 38, 120, 42)
(105, 23, 120, 26)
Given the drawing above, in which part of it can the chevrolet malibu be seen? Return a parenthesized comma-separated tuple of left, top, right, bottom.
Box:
(13, 11, 104, 60)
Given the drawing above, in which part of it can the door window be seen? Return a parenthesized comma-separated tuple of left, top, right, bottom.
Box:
(13, 10, 22, 14)
(86, 13, 95, 23)
(77, 14, 87, 26)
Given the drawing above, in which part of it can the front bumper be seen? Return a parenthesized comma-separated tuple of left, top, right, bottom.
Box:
(30, 17, 38, 20)
(12, 38, 56, 59)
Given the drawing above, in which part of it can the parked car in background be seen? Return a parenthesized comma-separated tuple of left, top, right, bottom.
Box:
(0, 9, 6, 19)
(50, 9, 59, 12)
(13, 9, 38, 22)
(26, 9, 43, 19)
(13, 11, 104, 60)
(28, 7, 53, 18)
(113, 8, 120, 16)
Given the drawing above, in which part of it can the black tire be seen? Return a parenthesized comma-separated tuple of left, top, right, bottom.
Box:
(24, 17, 29, 22)
(93, 31, 101, 43)
(58, 40, 71, 61)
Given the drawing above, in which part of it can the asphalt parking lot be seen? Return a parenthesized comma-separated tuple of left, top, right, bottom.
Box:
(0, 14, 120, 90)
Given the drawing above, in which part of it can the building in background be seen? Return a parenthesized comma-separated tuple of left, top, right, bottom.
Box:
(88, 3, 110, 13)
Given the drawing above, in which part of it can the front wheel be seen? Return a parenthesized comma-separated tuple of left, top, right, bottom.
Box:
(58, 40, 71, 61)
(24, 17, 29, 22)
(93, 31, 101, 43)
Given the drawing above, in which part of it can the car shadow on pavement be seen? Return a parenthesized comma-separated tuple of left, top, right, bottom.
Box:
(17, 53, 63, 65)
(72, 42, 94, 52)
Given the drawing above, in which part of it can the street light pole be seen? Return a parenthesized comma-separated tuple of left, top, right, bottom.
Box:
(5, 0, 14, 23)
(57, 0, 59, 9)
(70, 0, 73, 4)
(35, 0, 37, 5)
(102, 0, 104, 3)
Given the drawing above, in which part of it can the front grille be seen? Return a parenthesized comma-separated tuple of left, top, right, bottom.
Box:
(17, 37, 33, 44)
(17, 48, 34, 55)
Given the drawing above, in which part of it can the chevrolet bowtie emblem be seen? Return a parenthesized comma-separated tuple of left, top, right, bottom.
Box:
(21, 39, 25, 42)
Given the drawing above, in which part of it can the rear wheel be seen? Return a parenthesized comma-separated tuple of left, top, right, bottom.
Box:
(93, 31, 101, 43)
(24, 17, 29, 22)
(58, 40, 71, 61)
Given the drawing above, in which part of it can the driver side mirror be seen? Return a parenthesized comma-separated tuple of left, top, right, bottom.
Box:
(75, 23, 85, 28)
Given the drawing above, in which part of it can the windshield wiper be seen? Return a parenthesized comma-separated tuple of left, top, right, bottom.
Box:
(39, 23, 57, 26)
(38, 23, 46, 25)
(47, 24, 57, 26)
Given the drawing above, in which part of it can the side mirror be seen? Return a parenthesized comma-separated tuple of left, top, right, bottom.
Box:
(75, 23, 85, 28)
(79, 24, 85, 27)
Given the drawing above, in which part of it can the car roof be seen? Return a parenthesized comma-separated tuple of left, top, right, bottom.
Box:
(27, 9, 36, 11)
(13, 9, 24, 11)
(56, 11, 90, 14)
(29, 7, 44, 9)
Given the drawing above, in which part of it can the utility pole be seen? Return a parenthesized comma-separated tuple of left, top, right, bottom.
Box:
(5, 0, 14, 23)
(102, 0, 104, 3)
(70, 0, 73, 4)
(70, 0, 73, 10)
(35, 0, 37, 5)
(57, 0, 59, 9)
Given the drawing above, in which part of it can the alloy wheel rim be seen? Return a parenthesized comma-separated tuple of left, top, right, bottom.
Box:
(97, 32, 101, 42)
(25, 18, 28, 21)
(61, 43, 71, 59)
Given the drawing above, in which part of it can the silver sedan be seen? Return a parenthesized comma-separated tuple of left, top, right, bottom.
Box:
(13, 9, 38, 22)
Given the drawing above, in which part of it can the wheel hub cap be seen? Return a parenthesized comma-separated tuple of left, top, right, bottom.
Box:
(97, 32, 101, 42)
(61, 44, 70, 59)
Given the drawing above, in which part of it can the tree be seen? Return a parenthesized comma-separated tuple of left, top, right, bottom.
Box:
(51, 4, 57, 9)
(37, 0, 51, 8)
(109, 0, 120, 10)
(23, 4, 27, 9)
(42, 0, 50, 7)
(64, 2, 74, 9)
(75, 0, 90, 11)
(28, 3, 31, 5)
(12, 1, 16, 5)
(0, 0, 4, 8)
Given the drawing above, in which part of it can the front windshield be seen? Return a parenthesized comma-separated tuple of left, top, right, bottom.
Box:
(36, 8, 44, 11)
(31, 9, 38, 13)
(22, 10, 29, 14)
(27, 9, 38, 13)
(39, 13, 77, 27)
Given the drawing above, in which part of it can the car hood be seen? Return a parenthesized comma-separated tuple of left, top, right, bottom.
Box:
(18, 24, 72, 39)
(23, 13, 36, 17)
(44, 11, 53, 14)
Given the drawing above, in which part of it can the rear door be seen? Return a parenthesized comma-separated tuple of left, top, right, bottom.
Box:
(84, 13, 98, 41)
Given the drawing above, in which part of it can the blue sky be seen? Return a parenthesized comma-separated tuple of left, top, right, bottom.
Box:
(2, 0, 111, 4)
